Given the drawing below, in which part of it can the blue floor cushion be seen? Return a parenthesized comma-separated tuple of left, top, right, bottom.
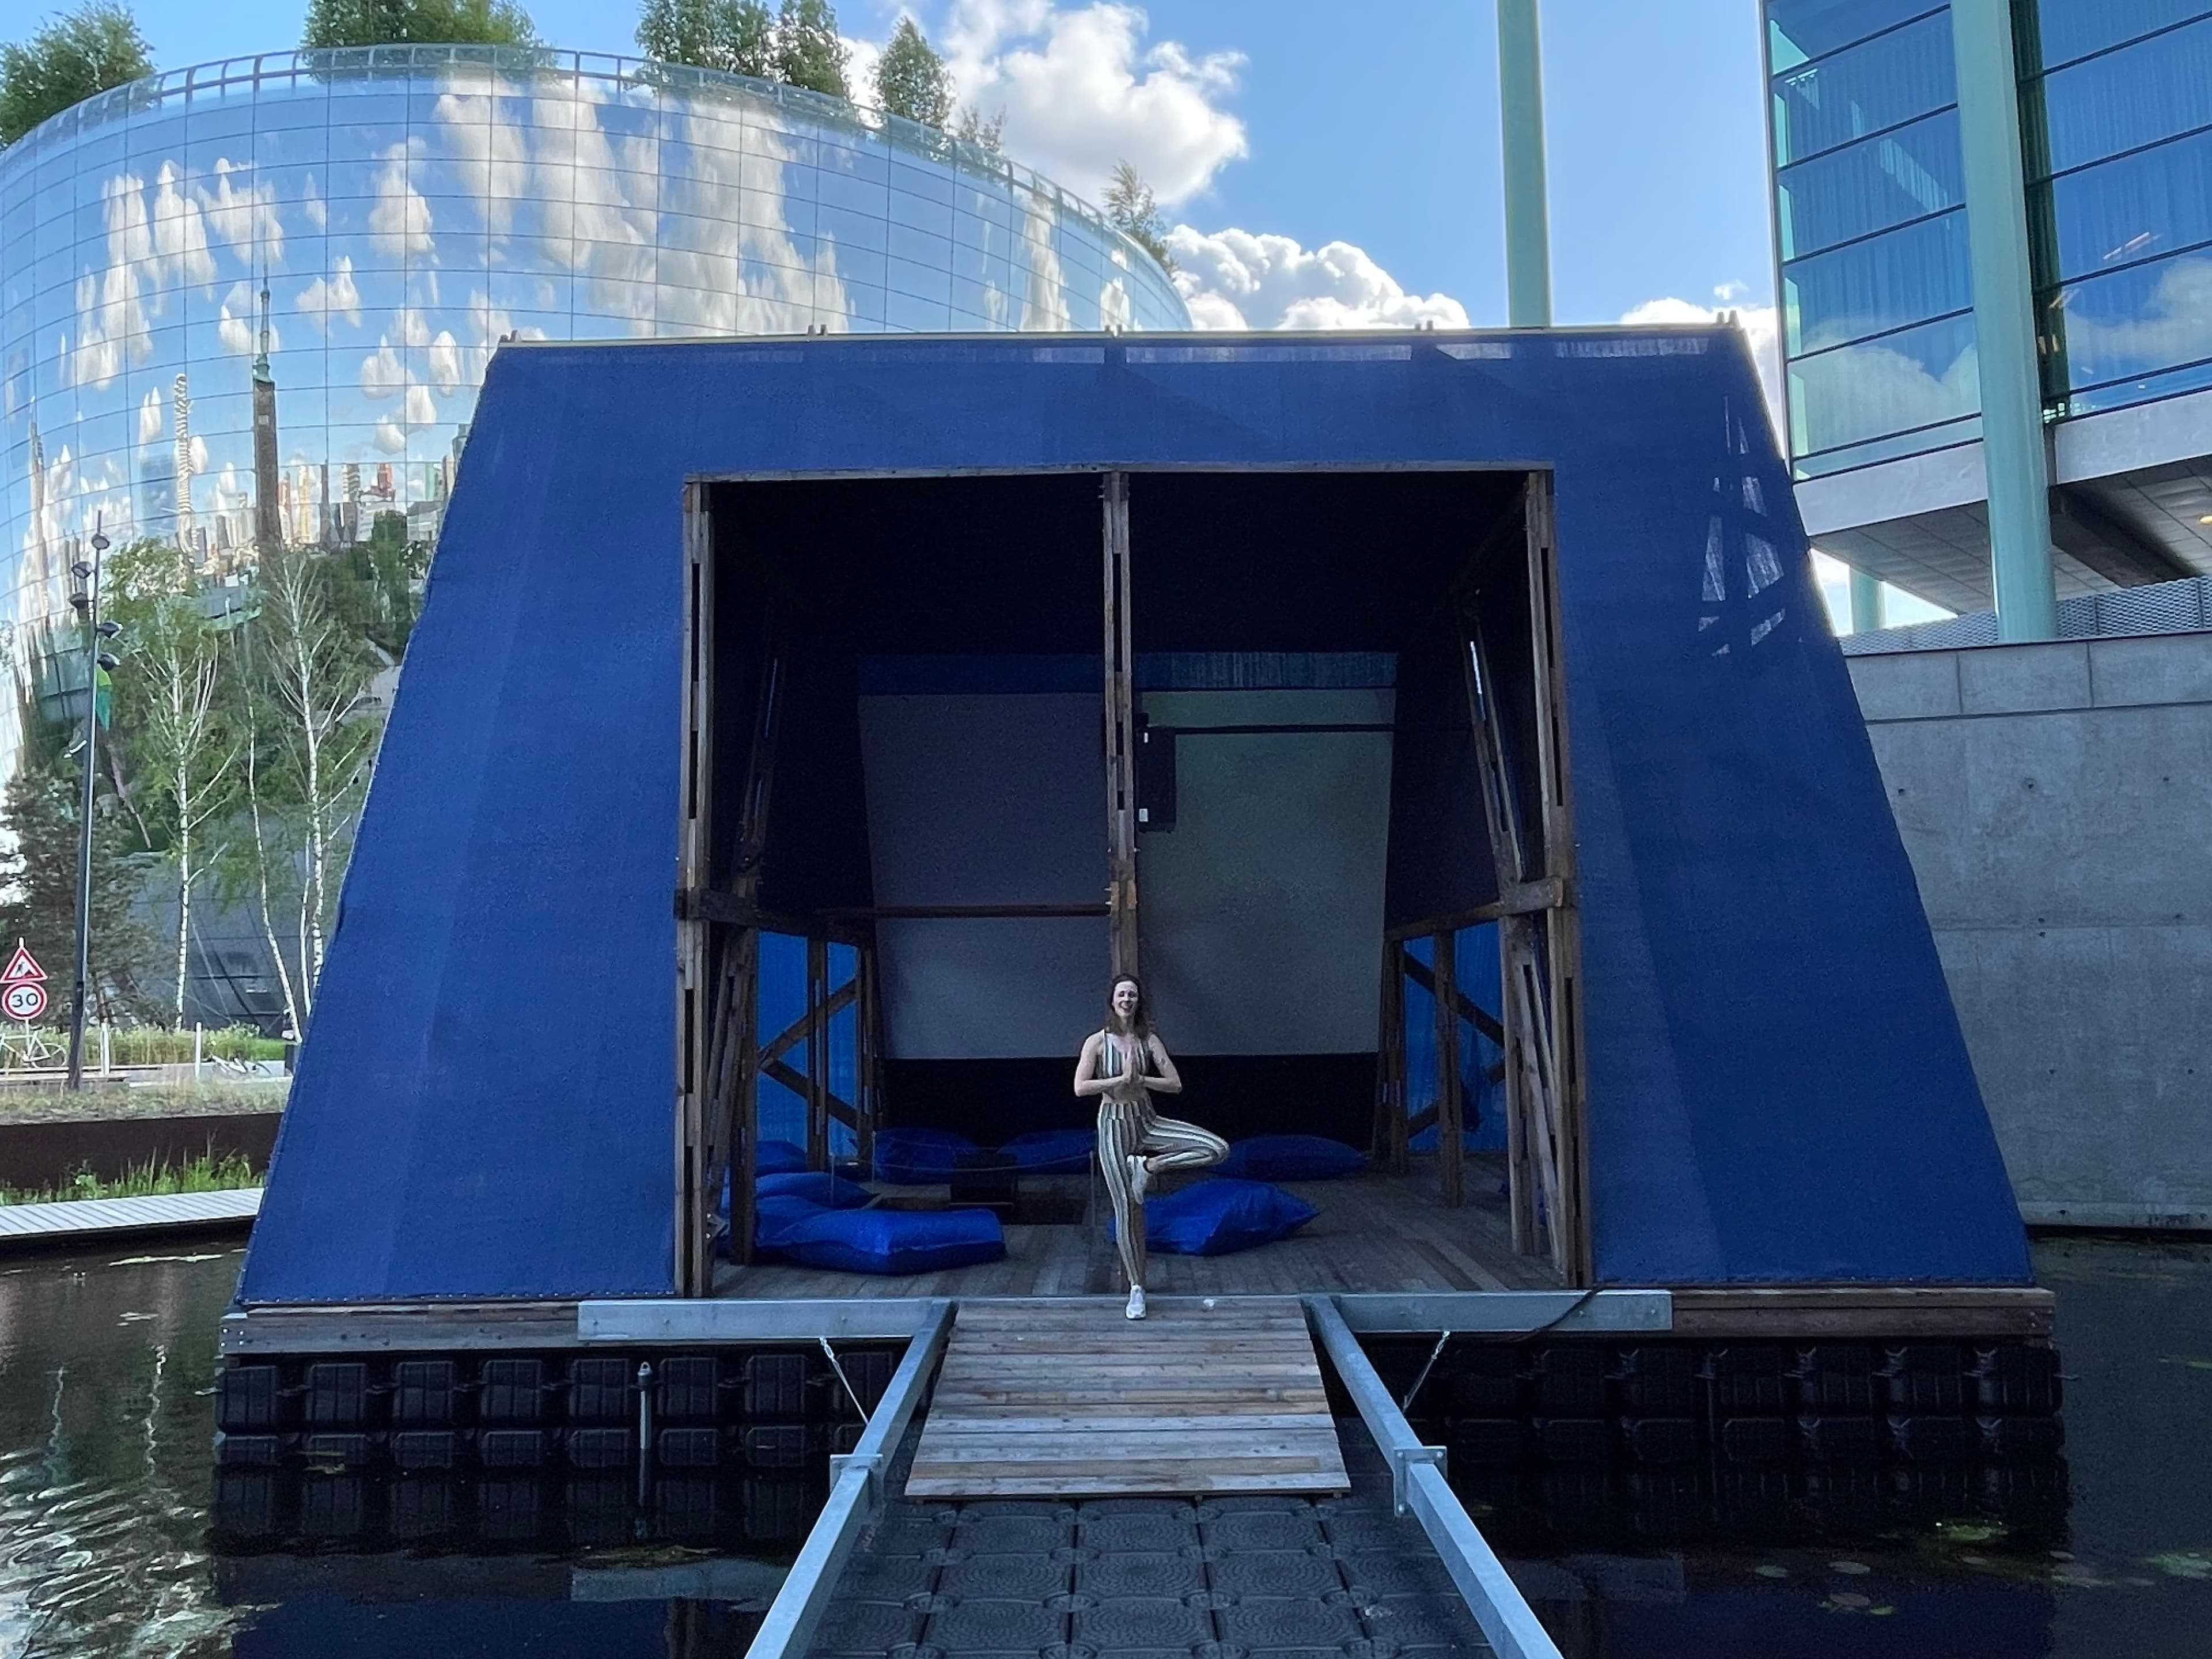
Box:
(753, 1193, 831, 1251)
(874, 1127, 980, 1184)
(777, 1205, 1006, 1275)
(756, 1139, 810, 1176)
(1217, 1135, 1368, 1181)
(999, 1127, 1096, 1173)
(757, 1170, 872, 1209)
(1139, 1179, 1319, 1256)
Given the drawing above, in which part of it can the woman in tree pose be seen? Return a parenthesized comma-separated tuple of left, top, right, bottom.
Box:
(1074, 974, 1228, 1319)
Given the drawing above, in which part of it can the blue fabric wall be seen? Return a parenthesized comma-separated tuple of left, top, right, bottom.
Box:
(238, 330, 2029, 1302)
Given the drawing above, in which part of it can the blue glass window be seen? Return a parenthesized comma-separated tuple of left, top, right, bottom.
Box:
(1783, 210, 1972, 352)
(2044, 249, 2212, 392)
(2030, 14, 2212, 177)
(1776, 109, 1964, 257)
(2022, 0, 2212, 71)
(1768, 0, 1945, 71)
(1787, 310, 1979, 457)
(1771, 12, 1955, 164)
(2031, 126, 2212, 282)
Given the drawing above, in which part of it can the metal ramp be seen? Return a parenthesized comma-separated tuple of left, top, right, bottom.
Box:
(906, 1296, 1350, 1498)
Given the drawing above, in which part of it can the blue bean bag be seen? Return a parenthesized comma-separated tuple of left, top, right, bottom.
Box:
(757, 1170, 872, 1208)
(999, 1127, 1096, 1173)
(753, 1193, 831, 1251)
(1114, 1179, 1319, 1256)
(756, 1139, 810, 1176)
(1216, 1135, 1368, 1181)
(873, 1127, 980, 1184)
(775, 1205, 1006, 1275)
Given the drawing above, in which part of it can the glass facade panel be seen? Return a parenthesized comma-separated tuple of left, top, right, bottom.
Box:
(2022, 0, 2212, 71)
(1777, 109, 1965, 257)
(1783, 209, 1972, 351)
(2029, 14, 2212, 177)
(1786, 310, 1979, 459)
(2044, 249, 2212, 395)
(1772, 11, 1955, 164)
(2031, 126, 2212, 282)
(1, 44, 1188, 774)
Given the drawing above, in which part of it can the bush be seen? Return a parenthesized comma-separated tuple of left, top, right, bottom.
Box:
(0, 1149, 262, 1206)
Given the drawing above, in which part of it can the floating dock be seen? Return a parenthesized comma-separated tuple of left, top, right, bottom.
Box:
(906, 1297, 1347, 1498)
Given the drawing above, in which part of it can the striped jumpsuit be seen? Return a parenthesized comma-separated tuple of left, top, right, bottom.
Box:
(1094, 1030, 1229, 1291)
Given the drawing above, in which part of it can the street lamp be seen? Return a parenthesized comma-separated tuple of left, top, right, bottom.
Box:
(65, 522, 114, 1091)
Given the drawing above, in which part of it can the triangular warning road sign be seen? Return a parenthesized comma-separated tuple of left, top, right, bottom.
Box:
(2, 941, 46, 983)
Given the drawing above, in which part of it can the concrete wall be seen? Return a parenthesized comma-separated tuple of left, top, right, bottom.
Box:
(1849, 634, 2212, 1228)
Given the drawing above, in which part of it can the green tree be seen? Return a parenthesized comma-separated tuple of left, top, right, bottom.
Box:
(1104, 158, 1173, 272)
(0, 754, 152, 1026)
(771, 0, 844, 98)
(301, 0, 538, 51)
(327, 509, 428, 659)
(954, 103, 1003, 154)
(635, 0, 772, 76)
(0, 2, 152, 147)
(107, 540, 236, 1022)
(872, 16, 948, 127)
(251, 543, 383, 1021)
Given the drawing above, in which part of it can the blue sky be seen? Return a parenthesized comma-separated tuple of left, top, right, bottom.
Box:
(109, 0, 1779, 327)
(90, 0, 1924, 621)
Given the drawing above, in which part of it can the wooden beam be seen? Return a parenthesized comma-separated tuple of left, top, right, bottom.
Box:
(823, 903, 1109, 922)
(1399, 954, 1506, 1048)
(675, 482, 714, 1297)
(1433, 930, 1464, 1208)
(677, 888, 869, 945)
(805, 936, 829, 1169)
(1102, 471, 1139, 979)
(1669, 1286, 2056, 1340)
(760, 980, 857, 1067)
(856, 943, 881, 1177)
(1382, 879, 1563, 942)
(1522, 472, 1593, 1287)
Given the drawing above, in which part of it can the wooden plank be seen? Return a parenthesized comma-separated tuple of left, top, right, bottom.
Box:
(908, 1295, 1346, 1498)
(1382, 880, 1565, 943)
(676, 480, 713, 1297)
(1434, 929, 1464, 1209)
(0, 1187, 261, 1245)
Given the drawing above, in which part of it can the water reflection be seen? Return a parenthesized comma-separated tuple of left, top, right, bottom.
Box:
(0, 1246, 808, 1656)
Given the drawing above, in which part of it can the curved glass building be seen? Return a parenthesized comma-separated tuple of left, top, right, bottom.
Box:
(0, 44, 1189, 664)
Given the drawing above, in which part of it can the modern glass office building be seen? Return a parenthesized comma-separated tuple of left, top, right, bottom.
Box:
(0, 44, 1188, 717)
(1765, 1, 2212, 615)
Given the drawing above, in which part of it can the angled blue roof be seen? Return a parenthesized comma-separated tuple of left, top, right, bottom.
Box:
(238, 329, 2031, 1303)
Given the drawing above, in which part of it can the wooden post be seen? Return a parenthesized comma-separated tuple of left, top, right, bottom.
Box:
(1522, 471, 1591, 1284)
(1372, 943, 1407, 1173)
(675, 481, 714, 1296)
(805, 935, 830, 1169)
(1432, 930, 1465, 1207)
(849, 946, 876, 1185)
(1102, 472, 1139, 978)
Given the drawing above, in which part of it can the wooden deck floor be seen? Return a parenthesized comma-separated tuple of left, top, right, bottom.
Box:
(714, 1159, 1560, 1300)
(0, 1185, 260, 1248)
(906, 1297, 1349, 1498)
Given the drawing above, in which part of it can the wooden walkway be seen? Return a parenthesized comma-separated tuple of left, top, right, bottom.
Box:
(905, 1296, 1349, 1499)
(0, 1185, 260, 1247)
(716, 1163, 1560, 1301)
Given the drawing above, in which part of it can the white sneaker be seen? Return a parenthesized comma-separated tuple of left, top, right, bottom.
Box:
(1126, 1154, 1151, 1203)
(1125, 1285, 1147, 1320)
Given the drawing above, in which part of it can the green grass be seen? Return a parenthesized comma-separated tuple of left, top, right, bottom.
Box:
(0, 1150, 263, 1207)
(8, 1025, 287, 1065)
(0, 1077, 289, 1123)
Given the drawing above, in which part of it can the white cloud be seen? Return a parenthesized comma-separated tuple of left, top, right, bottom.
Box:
(361, 340, 406, 398)
(297, 256, 362, 332)
(138, 388, 164, 444)
(427, 330, 463, 394)
(1166, 226, 1469, 331)
(940, 1, 1246, 206)
(369, 142, 435, 259)
(403, 382, 438, 427)
(1620, 290, 1783, 435)
(372, 418, 408, 454)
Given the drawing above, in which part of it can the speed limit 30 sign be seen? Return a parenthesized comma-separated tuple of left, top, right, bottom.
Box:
(2, 940, 48, 1024)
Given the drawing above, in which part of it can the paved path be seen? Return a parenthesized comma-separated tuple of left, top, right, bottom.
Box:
(0, 1185, 260, 1247)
